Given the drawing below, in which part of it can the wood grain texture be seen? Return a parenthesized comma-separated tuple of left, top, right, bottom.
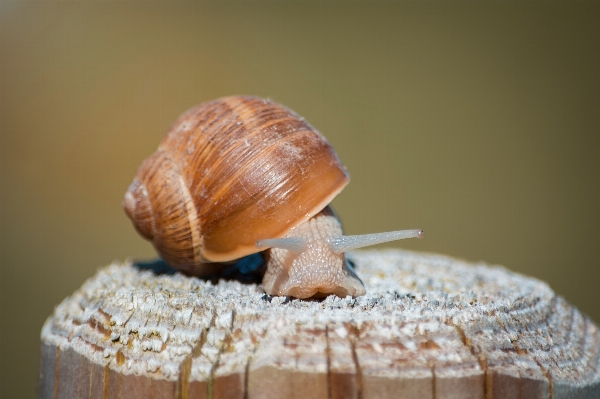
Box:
(38, 249, 600, 399)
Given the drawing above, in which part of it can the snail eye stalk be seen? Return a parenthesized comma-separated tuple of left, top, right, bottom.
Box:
(326, 229, 424, 255)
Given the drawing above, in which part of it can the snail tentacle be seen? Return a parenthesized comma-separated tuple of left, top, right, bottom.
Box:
(326, 229, 424, 254)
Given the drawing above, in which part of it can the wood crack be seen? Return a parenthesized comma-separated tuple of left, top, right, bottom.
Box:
(325, 324, 332, 399)
(534, 360, 553, 399)
(243, 359, 250, 399)
(53, 346, 59, 399)
(176, 309, 215, 399)
(348, 323, 362, 399)
(209, 309, 235, 399)
(103, 364, 109, 399)
(432, 364, 436, 399)
(512, 322, 554, 399)
(450, 322, 488, 398)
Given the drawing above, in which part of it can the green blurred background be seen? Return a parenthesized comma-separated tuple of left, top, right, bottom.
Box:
(1, 1, 599, 396)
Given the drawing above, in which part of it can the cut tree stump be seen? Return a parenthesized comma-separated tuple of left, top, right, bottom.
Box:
(38, 249, 600, 399)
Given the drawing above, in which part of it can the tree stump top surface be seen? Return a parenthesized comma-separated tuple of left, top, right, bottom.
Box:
(40, 250, 600, 399)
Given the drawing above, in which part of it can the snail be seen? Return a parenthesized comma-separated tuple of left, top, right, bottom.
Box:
(123, 95, 423, 299)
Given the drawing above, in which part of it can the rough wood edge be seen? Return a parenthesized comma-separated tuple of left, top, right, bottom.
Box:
(38, 250, 600, 399)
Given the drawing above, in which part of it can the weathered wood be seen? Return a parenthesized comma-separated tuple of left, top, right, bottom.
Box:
(38, 249, 600, 398)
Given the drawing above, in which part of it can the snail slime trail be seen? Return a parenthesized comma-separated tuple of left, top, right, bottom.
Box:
(123, 95, 423, 298)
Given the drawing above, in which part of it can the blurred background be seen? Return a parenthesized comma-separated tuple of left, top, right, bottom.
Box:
(1, 1, 599, 396)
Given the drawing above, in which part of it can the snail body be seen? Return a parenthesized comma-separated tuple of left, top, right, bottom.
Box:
(124, 96, 422, 298)
(260, 206, 366, 298)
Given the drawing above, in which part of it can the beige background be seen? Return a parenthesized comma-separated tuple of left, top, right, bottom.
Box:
(1, 2, 599, 396)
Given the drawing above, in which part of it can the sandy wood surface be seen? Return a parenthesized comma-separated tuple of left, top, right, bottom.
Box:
(39, 249, 600, 399)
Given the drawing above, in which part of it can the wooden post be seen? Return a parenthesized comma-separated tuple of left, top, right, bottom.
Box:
(38, 250, 600, 399)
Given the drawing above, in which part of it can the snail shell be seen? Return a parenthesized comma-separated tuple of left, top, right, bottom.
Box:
(124, 96, 348, 272)
(124, 95, 422, 298)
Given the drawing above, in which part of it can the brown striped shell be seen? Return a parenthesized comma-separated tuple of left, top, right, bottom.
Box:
(123, 96, 349, 275)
